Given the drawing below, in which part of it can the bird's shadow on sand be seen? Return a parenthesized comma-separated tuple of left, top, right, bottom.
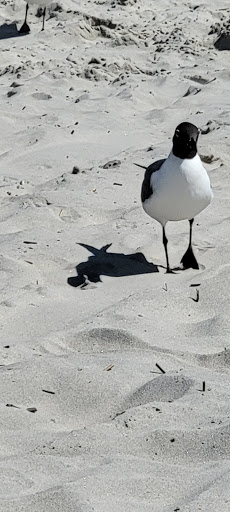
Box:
(0, 23, 25, 40)
(0, 22, 30, 40)
(67, 243, 158, 288)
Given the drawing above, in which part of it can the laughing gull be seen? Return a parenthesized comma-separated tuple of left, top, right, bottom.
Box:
(20, 0, 49, 33)
(139, 122, 213, 273)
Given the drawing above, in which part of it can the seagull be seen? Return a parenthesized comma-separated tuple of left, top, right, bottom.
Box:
(19, 0, 49, 33)
(139, 122, 213, 273)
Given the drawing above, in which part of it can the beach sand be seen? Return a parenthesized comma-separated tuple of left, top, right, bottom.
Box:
(1, 1, 230, 510)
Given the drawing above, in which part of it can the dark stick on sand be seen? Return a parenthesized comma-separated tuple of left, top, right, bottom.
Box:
(202, 381, 206, 392)
(191, 289, 199, 302)
(156, 363, 166, 374)
(133, 162, 147, 170)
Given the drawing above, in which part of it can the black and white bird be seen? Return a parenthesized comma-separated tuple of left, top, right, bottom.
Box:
(139, 122, 213, 273)
(20, 0, 48, 33)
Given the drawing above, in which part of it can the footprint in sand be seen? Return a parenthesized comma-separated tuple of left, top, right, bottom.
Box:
(32, 92, 52, 100)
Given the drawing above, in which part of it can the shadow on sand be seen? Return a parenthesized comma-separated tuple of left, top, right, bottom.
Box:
(0, 23, 22, 40)
(67, 243, 158, 288)
(0, 22, 30, 39)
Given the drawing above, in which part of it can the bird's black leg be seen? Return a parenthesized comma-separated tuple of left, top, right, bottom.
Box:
(41, 7, 46, 31)
(180, 218, 199, 269)
(19, 3, 30, 34)
(24, 2, 29, 24)
(163, 226, 173, 273)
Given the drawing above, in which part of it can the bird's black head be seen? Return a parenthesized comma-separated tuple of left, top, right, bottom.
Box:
(172, 122, 199, 159)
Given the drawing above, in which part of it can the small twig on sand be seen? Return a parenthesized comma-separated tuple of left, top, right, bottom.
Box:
(104, 364, 114, 372)
(133, 162, 147, 170)
(207, 77, 216, 85)
(6, 403, 20, 408)
(156, 363, 166, 374)
(191, 288, 199, 302)
(112, 410, 126, 420)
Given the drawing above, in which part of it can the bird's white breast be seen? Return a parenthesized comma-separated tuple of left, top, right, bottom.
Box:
(143, 152, 213, 226)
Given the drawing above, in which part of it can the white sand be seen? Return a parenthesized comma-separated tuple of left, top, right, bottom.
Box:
(1, 1, 230, 510)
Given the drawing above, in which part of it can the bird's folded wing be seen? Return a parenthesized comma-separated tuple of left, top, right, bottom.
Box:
(141, 158, 166, 202)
